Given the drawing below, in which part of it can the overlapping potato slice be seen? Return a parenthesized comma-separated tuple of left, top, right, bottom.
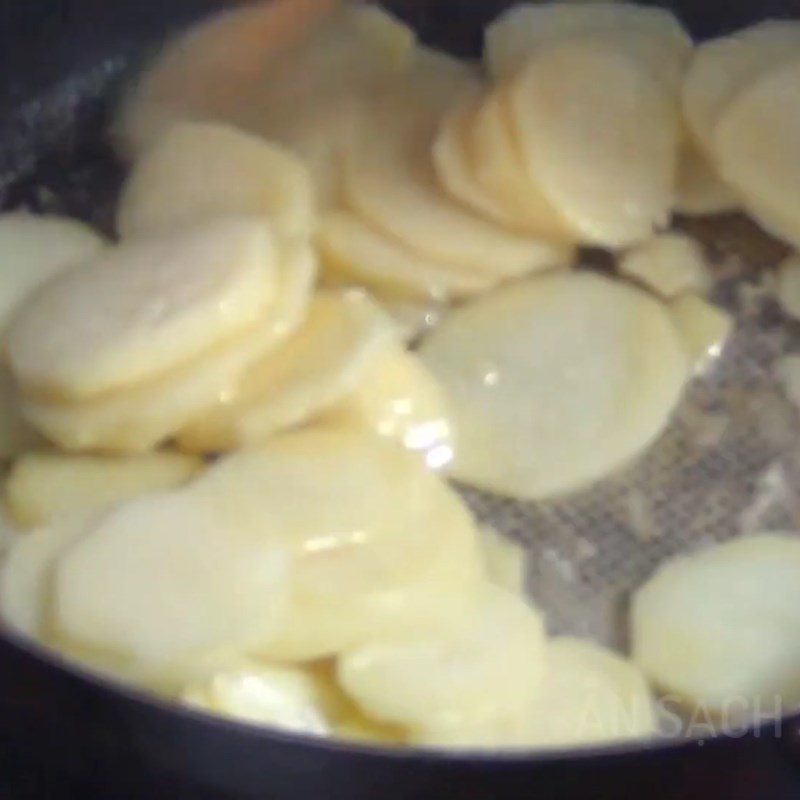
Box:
(419, 271, 688, 500)
(525, 638, 657, 748)
(317, 211, 494, 301)
(714, 60, 800, 251)
(668, 293, 732, 371)
(9, 218, 276, 400)
(20, 240, 316, 452)
(337, 587, 547, 748)
(485, 2, 691, 91)
(674, 138, 738, 216)
(4, 452, 202, 528)
(0, 368, 42, 460)
(631, 534, 800, 713)
(682, 21, 800, 157)
(508, 39, 679, 249)
(0, 214, 106, 332)
(776, 254, 800, 319)
(177, 290, 395, 453)
(619, 232, 710, 298)
(117, 122, 315, 240)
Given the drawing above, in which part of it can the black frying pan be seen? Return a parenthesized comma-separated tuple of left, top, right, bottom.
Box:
(2, 1, 800, 797)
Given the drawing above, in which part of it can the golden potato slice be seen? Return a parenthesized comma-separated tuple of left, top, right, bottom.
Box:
(9, 218, 276, 401)
(117, 122, 315, 240)
(337, 587, 547, 748)
(21, 241, 316, 453)
(509, 40, 679, 249)
(317, 211, 494, 301)
(419, 271, 688, 500)
(5, 451, 202, 529)
(668, 293, 732, 372)
(674, 137, 738, 216)
(714, 59, 800, 251)
(177, 291, 395, 453)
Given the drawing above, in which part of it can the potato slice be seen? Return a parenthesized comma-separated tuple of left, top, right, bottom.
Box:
(193, 429, 484, 661)
(177, 291, 396, 453)
(419, 271, 688, 500)
(470, 90, 574, 241)
(117, 122, 315, 241)
(509, 40, 678, 249)
(526, 638, 656, 748)
(668, 293, 732, 371)
(0, 214, 105, 333)
(715, 60, 800, 252)
(674, 138, 738, 216)
(0, 367, 42, 460)
(682, 21, 800, 156)
(485, 2, 691, 91)
(619, 233, 711, 299)
(337, 587, 547, 748)
(22, 241, 315, 453)
(317, 211, 493, 301)
(631, 534, 800, 712)
(5, 452, 202, 529)
(776, 255, 800, 319)
(9, 218, 276, 401)
(321, 346, 455, 471)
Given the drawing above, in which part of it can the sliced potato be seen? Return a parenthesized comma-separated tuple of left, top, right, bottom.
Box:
(509, 39, 678, 248)
(177, 291, 395, 453)
(526, 638, 657, 748)
(337, 587, 547, 748)
(776, 255, 800, 319)
(668, 293, 732, 371)
(0, 214, 105, 333)
(5, 451, 202, 529)
(419, 271, 688, 500)
(631, 534, 800, 712)
(22, 241, 315, 453)
(674, 138, 738, 216)
(8, 218, 276, 401)
(117, 122, 315, 241)
(485, 1, 691, 91)
(619, 232, 711, 298)
(317, 211, 493, 301)
(0, 367, 42, 459)
(683, 21, 800, 156)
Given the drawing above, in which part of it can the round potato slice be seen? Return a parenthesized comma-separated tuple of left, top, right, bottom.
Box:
(9, 218, 276, 401)
(337, 587, 547, 748)
(419, 271, 688, 500)
(117, 122, 315, 241)
(0, 214, 106, 334)
(177, 290, 396, 453)
(674, 138, 738, 216)
(526, 638, 657, 748)
(317, 211, 494, 301)
(714, 59, 800, 251)
(485, 2, 691, 91)
(509, 39, 678, 249)
(682, 21, 800, 156)
(21, 241, 316, 453)
(631, 534, 800, 714)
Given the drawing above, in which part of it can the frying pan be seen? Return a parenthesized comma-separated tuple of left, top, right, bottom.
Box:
(2, 0, 800, 797)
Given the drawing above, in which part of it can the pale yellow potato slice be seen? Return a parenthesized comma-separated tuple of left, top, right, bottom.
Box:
(5, 451, 202, 528)
(337, 587, 547, 748)
(317, 211, 493, 302)
(21, 241, 316, 453)
(9, 218, 276, 401)
(682, 21, 800, 156)
(55, 486, 291, 672)
(631, 533, 800, 712)
(419, 271, 688, 500)
(526, 638, 657, 748)
(321, 346, 455, 471)
(674, 138, 738, 216)
(0, 214, 105, 333)
(117, 122, 315, 241)
(112, 0, 342, 160)
(177, 290, 396, 453)
(715, 60, 800, 252)
(485, 2, 691, 91)
(668, 293, 732, 372)
(619, 232, 711, 298)
(193, 429, 484, 662)
(470, 90, 574, 241)
(0, 367, 42, 460)
(776, 255, 800, 319)
(509, 40, 679, 249)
